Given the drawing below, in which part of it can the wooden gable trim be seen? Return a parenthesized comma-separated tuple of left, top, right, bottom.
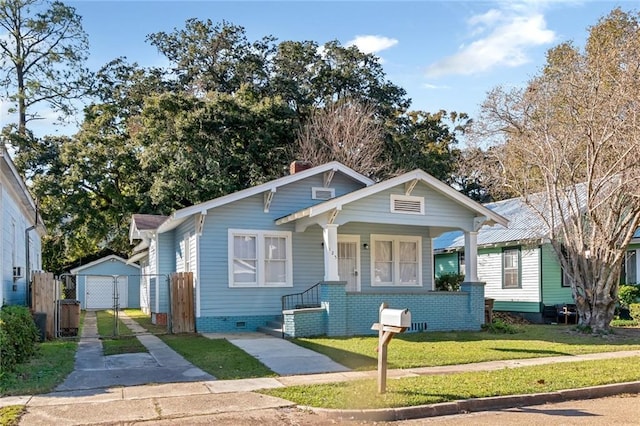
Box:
(264, 189, 276, 213)
(196, 212, 206, 236)
(404, 179, 418, 196)
(324, 169, 336, 188)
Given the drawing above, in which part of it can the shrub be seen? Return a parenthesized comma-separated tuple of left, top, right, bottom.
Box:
(629, 303, 640, 322)
(435, 273, 464, 291)
(611, 319, 639, 327)
(0, 306, 39, 372)
(482, 318, 521, 334)
(618, 285, 640, 307)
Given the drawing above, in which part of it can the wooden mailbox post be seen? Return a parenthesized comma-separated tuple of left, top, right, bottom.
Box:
(371, 302, 411, 394)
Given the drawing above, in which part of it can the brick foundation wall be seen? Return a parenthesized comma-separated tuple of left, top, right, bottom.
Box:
(283, 308, 326, 338)
(195, 314, 278, 332)
(289, 280, 487, 337)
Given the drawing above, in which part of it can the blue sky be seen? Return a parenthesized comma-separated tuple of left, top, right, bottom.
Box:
(1, 0, 632, 136)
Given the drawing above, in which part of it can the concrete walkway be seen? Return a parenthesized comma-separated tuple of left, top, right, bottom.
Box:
(204, 333, 350, 375)
(55, 311, 214, 391)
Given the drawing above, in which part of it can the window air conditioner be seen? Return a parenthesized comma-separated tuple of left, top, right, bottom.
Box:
(13, 266, 22, 278)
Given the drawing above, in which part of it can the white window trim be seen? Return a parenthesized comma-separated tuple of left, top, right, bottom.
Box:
(502, 247, 521, 289)
(312, 187, 336, 200)
(370, 234, 422, 287)
(228, 229, 293, 288)
(183, 232, 191, 272)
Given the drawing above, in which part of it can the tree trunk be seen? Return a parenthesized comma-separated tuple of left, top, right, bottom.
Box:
(574, 279, 617, 333)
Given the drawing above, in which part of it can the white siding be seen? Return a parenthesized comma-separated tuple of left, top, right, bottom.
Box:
(481, 246, 540, 303)
(1, 182, 43, 306)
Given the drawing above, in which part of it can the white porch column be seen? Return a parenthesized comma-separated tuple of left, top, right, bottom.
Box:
(323, 224, 339, 281)
(464, 231, 479, 282)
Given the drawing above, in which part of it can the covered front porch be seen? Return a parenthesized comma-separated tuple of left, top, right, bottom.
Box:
(275, 170, 508, 337)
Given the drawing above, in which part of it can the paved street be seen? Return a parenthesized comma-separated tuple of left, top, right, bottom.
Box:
(405, 394, 640, 425)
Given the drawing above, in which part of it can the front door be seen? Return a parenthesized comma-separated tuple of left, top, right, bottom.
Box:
(338, 235, 361, 292)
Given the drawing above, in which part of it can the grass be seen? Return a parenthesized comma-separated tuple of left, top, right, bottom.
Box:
(95, 310, 147, 356)
(0, 405, 24, 426)
(262, 356, 640, 409)
(0, 339, 77, 396)
(291, 325, 640, 370)
(159, 334, 277, 379)
(124, 309, 168, 334)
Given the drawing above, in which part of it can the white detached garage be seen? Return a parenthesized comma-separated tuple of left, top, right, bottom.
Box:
(70, 255, 141, 310)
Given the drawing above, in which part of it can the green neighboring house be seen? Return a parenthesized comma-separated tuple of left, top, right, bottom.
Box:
(434, 196, 575, 323)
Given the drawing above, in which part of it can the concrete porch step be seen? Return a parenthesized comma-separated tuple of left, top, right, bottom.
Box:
(258, 318, 283, 338)
(257, 325, 282, 338)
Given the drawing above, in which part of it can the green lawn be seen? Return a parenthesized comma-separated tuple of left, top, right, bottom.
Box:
(0, 339, 77, 396)
(263, 355, 640, 409)
(292, 325, 640, 370)
(124, 309, 168, 334)
(121, 309, 275, 380)
(159, 334, 276, 379)
(0, 405, 24, 426)
(95, 310, 147, 356)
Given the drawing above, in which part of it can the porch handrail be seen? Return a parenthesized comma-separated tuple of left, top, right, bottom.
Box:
(282, 282, 322, 312)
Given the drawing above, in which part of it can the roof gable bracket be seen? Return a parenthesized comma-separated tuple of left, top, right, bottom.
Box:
(196, 211, 207, 236)
(324, 169, 336, 187)
(473, 216, 488, 231)
(294, 216, 317, 233)
(405, 179, 418, 195)
(328, 207, 341, 224)
(264, 188, 276, 213)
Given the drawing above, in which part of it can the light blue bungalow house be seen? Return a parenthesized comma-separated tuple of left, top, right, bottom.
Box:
(129, 161, 508, 336)
(0, 147, 45, 307)
(70, 255, 141, 310)
(434, 196, 575, 323)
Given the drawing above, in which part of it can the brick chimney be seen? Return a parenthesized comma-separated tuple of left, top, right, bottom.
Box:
(290, 161, 313, 175)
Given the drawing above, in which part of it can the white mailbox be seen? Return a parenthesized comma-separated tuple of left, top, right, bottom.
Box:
(380, 308, 411, 328)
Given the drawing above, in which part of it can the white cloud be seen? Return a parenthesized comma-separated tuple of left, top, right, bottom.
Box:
(425, 5, 555, 78)
(423, 83, 450, 90)
(347, 35, 398, 54)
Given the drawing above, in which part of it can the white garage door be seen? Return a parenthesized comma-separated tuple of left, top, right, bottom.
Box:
(86, 276, 128, 309)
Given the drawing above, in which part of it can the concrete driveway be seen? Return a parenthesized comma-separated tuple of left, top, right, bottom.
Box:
(56, 311, 214, 391)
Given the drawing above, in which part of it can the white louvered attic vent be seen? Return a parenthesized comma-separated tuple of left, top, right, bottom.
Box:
(390, 194, 424, 215)
(312, 187, 336, 200)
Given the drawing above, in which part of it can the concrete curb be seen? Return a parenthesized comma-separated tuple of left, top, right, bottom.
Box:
(304, 381, 640, 422)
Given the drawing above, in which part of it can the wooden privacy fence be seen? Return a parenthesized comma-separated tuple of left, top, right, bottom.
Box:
(31, 272, 58, 339)
(171, 272, 195, 333)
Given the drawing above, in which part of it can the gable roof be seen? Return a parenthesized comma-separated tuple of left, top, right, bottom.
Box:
(434, 196, 549, 251)
(276, 169, 509, 228)
(156, 161, 374, 233)
(133, 214, 168, 230)
(129, 214, 168, 242)
(70, 254, 139, 274)
(1, 147, 45, 235)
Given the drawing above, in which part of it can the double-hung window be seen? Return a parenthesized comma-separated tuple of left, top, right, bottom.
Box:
(371, 234, 422, 286)
(229, 230, 292, 287)
(502, 247, 520, 288)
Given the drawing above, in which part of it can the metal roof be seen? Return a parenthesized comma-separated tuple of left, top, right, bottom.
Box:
(434, 196, 549, 250)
